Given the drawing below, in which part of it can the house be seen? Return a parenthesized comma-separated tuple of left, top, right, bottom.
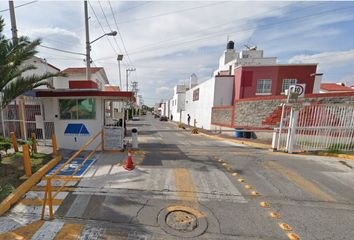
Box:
(165, 41, 320, 130)
(320, 83, 354, 93)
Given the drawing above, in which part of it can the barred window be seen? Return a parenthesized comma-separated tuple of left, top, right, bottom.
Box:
(256, 79, 272, 94)
(282, 79, 297, 93)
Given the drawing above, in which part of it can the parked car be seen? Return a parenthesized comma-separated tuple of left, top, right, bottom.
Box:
(160, 116, 168, 121)
(132, 116, 140, 121)
(154, 114, 160, 118)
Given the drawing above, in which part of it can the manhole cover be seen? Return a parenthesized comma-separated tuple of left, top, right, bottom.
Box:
(166, 210, 198, 231)
(158, 206, 208, 238)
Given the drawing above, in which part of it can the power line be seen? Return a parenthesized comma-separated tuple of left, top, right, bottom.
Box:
(117, 2, 151, 14)
(117, 2, 229, 25)
(38, 45, 85, 56)
(108, 1, 135, 68)
(0, 1, 38, 13)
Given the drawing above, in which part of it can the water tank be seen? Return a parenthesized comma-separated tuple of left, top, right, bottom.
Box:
(226, 41, 234, 50)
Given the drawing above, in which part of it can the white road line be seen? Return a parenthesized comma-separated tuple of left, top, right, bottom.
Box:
(30, 220, 64, 240)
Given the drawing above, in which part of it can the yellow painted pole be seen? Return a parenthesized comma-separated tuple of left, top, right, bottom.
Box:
(47, 178, 54, 221)
(31, 132, 37, 153)
(101, 129, 104, 151)
(10, 132, 18, 152)
(22, 144, 32, 177)
(41, 188, 48, 220)
(52, 134, 57, 157)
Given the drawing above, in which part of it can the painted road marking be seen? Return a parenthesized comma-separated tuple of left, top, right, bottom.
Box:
(31, 220, 64, 240)
(66, 195, 92, 218)
(79, 226, 103, 240)
(265, 161, 336, 202)
(54, 223, 83, 240)
(0, 220, 44, 240)
(174, 168, 198, 206)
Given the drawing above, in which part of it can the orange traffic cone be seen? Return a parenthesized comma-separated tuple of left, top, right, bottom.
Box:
(124, 149, 134, 171)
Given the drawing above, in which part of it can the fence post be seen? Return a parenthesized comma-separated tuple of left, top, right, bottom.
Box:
(22, 144, 32, 177)
(47, 178, 54, 220)
(31, 132, 37, 154)
(52, 134, 57, 157)
(271, 128, 279, 151)
(286, 108, 299, 154)
(10, 132, 18, 152)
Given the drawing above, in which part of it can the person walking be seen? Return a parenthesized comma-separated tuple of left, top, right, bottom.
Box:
(187, 114, 191, 126)
(171, 114, 173, 121)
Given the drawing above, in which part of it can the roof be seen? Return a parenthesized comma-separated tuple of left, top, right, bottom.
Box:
(320, 83, 354, 92)
(104, 86, 120, 92)
(62, 67, 103, 74)
(35, 90, 134, 99)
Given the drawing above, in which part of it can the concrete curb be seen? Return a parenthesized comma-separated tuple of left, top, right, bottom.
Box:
(298, 152, 354, 161)
(0, 155, 62, 216)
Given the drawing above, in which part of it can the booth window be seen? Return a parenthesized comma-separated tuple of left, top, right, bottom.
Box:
(59, 98, 96, 120)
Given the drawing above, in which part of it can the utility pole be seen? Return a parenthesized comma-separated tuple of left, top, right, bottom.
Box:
(84, 0, 91, 80)
(117, 54, 123, 89)
(8, 1, 18, 41)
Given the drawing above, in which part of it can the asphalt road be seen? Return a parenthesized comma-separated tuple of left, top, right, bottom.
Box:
(55, 114, 354, 240)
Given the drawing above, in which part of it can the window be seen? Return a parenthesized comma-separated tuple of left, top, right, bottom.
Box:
(59, 98, 96, 120)
(256, 79, 272, 94)
(282, 79, 297, 93)
(193, 88, 199, 101)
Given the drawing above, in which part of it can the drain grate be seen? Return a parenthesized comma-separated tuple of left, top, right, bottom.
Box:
(158, 206, 208, 238)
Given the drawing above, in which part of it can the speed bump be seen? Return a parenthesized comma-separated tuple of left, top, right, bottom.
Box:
(287, 233, 301, 240)
(270, 212, 281, 218)
(260, 201, 270, 208)
(279, 223, 293, 231)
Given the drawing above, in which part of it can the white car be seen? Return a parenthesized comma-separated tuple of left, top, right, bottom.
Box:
(132, 116, 140, 121)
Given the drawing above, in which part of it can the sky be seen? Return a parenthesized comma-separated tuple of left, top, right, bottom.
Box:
(1, 1, 354, 106)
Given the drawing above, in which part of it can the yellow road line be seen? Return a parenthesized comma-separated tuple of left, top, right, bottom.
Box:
(54, 223, 83, 240)
(265, 161, 336, 202)
(20, 198, 63, 206)
(0, 220, 44, 240)
(173, 168, 198, 206)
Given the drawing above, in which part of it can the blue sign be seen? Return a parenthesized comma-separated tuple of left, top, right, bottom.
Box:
(46, 158, 94, 177)
(64, 123, 90, 135)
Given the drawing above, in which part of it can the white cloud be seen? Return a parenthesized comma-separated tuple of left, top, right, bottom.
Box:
(155, 86, 173, 100)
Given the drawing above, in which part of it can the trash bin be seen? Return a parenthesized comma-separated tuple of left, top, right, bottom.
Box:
(235, 128, 244, 138)
(132, 128, 138, 149)
(243, 131, 251, 139)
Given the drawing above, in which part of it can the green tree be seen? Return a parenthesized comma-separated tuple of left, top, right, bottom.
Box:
(0, 17, 63, 108)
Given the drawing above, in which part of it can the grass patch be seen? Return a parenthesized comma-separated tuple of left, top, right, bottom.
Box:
(0, 152, 52, 202)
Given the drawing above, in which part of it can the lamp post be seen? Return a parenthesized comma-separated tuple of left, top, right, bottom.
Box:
(117, 54, 124, 90)
(125, 67, 136, 91)
(84, 1, 117, 81)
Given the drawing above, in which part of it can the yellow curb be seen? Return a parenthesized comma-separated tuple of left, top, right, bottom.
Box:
(0, 155, 62, 216)
(198, 132, 270, 149)
(54, 223, 84, 240)
(0, 220, 44, 240)
(301, 152, 354, 161)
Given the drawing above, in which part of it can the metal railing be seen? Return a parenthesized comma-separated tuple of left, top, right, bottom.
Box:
(276, 103, 354, 152)
(41, 130, 103, 220)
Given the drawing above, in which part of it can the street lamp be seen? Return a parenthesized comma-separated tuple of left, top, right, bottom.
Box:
(84, 1, 117, 81)
(126, 67, 136, 91)
(117, 54, 124, 90)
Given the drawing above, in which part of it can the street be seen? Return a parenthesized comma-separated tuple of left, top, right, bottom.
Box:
(38, 114, 353, 240)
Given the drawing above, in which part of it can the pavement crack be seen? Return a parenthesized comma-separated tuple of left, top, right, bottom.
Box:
(129, 199, 149, 224)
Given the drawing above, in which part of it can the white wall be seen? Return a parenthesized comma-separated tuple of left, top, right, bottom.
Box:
(22, 57, 59, 89)
(213, 76, 234, 106)
(54, 70, 108, 90)
(183, 78, 215, 129)
(47, 97, 104, 150)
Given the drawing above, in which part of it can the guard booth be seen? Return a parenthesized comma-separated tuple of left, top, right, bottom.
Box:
(35, 90, 134, 151)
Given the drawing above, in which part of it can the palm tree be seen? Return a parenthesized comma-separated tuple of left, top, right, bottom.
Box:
(0, 17, 63, 109)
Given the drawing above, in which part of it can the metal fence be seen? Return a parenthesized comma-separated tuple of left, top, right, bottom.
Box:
(0, 97, 54, 146)
(276, 103, 354, 152)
